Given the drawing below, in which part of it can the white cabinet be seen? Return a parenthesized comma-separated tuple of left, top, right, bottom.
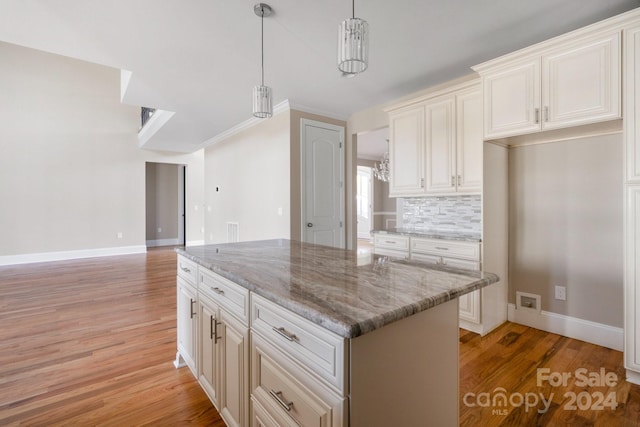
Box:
(455, 87, 483, 192)
(627, 24, 640, 184)
(625, 22, 640, 385)
(388, 105, 425, 196)
(425, 88, 482, 194)
(176, 275, 198, 376)
(387, 79, 482, 197)
(199, 269, 250, 427)
(250, 294, 347, 427)
(479, 31, 621, 139)
(625, 186, 640, 377)
(424, 96, 455, 193)
(482, 60, 541, 138)
(372, 233, 409, 258)
(198, 293, 221, 408)
(175, 255, 250, 427)
(409, 237, 484, 329)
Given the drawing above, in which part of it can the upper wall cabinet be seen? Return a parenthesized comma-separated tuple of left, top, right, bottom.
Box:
(476, 31, 621, 140)
(388, 104, 425, 196)
(386, 80, 482, 198)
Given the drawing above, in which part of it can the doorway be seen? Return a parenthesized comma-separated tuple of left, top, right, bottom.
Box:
(145, 162, 186, 247)
(356, 166, 373, 239)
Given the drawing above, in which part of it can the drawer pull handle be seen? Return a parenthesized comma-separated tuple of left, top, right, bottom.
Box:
(385, 240, 396, 244)
(435, 247, 449, 250)
(269, 390, 293, 412)
(272, 326, 297, 342)
(211, 287, 225, 295)
(181, 266, 191, 273)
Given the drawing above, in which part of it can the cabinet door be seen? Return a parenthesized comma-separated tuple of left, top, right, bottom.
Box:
(626, 25, 640, 183)
(177, 277, 197, 375)
(626, 186, 640, 372)
(459, 291, 481, 324)
(425, 96, 455, 193)
(220, 310, 249, 427)
(389, 105, 425, 196)
(198, 295, 220, 407)
(483, 59, 541, 139)
(542, 32, 621, 130)
(456, 87, 483, 193)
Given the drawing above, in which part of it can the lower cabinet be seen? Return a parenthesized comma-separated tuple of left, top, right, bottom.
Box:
(198, 290, 249, 427)
(250, 332, 346, 427)
(177, 276, 198, 376)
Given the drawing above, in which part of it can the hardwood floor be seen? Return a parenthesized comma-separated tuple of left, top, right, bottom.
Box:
(460, 324, 640, 426)
(0, 248, 224, 426)
(1, 247, 638, 426)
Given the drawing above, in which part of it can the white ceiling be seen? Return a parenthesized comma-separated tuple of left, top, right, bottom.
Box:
(0, 0, 637, 153)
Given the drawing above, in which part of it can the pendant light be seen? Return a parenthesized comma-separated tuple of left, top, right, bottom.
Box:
(253, 3, 273, 118)
(337, 0, 369, 75)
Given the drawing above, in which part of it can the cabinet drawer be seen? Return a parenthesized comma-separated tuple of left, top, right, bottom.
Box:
(177, 255, 198, 284)
(200, 268, 249, 325)
(251, 294, 346, 393)
(411, 238, 480, 261)
(373, 234, 410, 251)
(251, 334, 345, 427)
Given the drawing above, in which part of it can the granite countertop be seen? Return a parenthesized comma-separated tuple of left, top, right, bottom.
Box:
(177, 239, 498, 339)
(372, 228, 482, 242)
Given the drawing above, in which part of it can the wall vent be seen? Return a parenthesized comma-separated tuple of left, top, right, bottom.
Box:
(227, 222, 239, 243)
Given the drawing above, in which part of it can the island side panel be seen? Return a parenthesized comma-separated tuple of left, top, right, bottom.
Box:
(349, 299, 459, 427)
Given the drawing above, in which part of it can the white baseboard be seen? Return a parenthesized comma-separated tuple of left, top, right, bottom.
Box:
(507, 303, 623, 351)
(626, 369, 640, 385)
(146, 238, 179, 247)
(0, 245, 147, 266)
(186, 240, 205, 246)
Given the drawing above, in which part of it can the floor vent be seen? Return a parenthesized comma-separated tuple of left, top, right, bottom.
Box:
(227, 222, 239, 243)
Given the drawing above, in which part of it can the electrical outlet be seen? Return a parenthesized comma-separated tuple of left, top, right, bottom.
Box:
(117, 232, 123, 239)
(157, 227, 162, 233)
(555, 286, 567, 301)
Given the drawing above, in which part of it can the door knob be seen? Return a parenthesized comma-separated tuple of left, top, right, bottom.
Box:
(307, 223, 313, 227)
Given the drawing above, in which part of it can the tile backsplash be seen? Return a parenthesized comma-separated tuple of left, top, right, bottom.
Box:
(401, 195, 481, 233)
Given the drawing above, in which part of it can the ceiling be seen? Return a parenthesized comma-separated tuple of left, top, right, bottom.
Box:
(0, 0, 637, 153)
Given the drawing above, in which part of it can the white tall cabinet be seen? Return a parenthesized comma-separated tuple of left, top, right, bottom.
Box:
(625, 21, 640, 386)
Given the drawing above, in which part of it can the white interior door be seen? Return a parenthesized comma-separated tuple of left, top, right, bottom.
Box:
(301, 119, 345, 248)
(356, 166, 373, 239)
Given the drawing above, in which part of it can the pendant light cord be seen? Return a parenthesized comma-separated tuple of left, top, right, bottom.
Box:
(352, 0, 355, 19)
(261, 8, 265, 86)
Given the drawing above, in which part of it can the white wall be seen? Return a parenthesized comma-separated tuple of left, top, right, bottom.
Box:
(0, 41, 205, 262)
(204, 112, 291, 243)
(509, 133, 623, 327)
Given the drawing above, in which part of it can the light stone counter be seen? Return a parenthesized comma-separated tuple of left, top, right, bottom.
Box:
(177, 239, 498, 338)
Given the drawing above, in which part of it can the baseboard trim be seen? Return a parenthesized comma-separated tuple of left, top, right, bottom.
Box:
(626, 369, 640, 385)
(146, 238, 179, 247)
(507, 303, 623, 351)
(0, 245, 147, 266)
(186, 240, 205, 246)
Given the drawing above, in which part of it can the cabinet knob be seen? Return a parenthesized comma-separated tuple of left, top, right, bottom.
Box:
(306, 222, 313, 228)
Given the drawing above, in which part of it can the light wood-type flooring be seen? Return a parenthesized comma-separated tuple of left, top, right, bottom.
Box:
(1, 247, 639, 426)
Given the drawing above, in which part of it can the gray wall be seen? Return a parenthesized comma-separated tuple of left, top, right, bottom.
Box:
(508, 133, 623, 327)
(145, 163, 179, 242)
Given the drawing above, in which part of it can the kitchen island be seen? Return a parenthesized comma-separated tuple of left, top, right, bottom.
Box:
(175, 239, 498, 427)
